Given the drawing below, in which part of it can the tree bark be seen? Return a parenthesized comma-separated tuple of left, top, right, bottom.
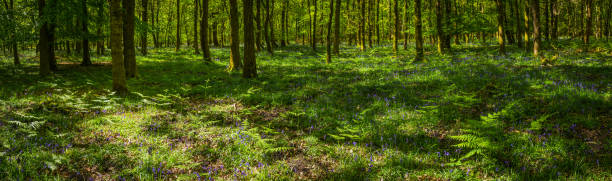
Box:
(333, 0, 341, 54)
(312, 0, 317, 51)
(265, 0, 273, 54)
(229, 0, 242, 71)
(243, 0, 257, 78)
(414, 0, 423, 62)
(6, 0, 19, 65)
(176, 0, 181, 51)
(201, 0, 211, 61)
(530, 0, 541, 57)
(81, 0, 92, 66)
(495, 0, 505, 55)
(141, 0, 149, 55)
(393, 0, 399, 54)
(256, 0, 262, 51)
(123, 0, 136, 78)
(193, 0, 200, 54)
(38, 0, 51, 76)
(584, 0, 593, 52)
(111, 0, 128, 94)
(326, 0, 334, 63)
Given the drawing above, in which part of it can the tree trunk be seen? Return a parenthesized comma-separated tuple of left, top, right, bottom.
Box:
(270, 0, 277, 47)
(193, 0, 200, 54)
(111, 0, 128, 94)
(123, 0, 136, 78)
(256, 0, 262, 51)
(176, 0, 181, 51)
(81, 0, 92, 66)
(141, 0, 149, 55)
(495, 0, 505, 55)
(201, 0, 211, 61)
(414, 0, 423, 62)
(530, 0, 541, 57)
(281, 0, 287, 47)
(393, 0, 399, 54)
(359, 0, 365, 51)
(333, 0, 341, 54)
(584, 0, 593, 52)
(212, 21, 220, 46)
(229, 0, 242, 71)
(326, 0, 334, 63)
(435, 0, 444, 54)
(38, 0, 51, 76)
(376, 0, 380, 46)
(243, 0, 257, 78)
(312, 0, 317, 51)
(514, 0, 523, 48)
(265, 0, 273, 54)
(6, 0, 19, 65)
(524, 0, 530, 51)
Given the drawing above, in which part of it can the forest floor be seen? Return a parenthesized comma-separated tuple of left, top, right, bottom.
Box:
(1, 40, 611, 180)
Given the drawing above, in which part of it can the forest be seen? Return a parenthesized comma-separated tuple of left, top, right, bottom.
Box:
(0, 0, 611, 180)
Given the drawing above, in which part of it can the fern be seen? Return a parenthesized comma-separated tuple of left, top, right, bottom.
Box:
(450, 101, 521, 162)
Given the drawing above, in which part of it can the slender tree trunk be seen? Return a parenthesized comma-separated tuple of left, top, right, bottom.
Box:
(243, 0, 257, 78)
(403, 0, 408, 50)
(141, 0, 148, 55)
(6, 0, 19, 65)
(281, 0, 287, 47)
(393, 0, 399, 54)
(111, 0, 127, 94)
(176, 0, 181, 51)
(81, 0, 92, 66)
(270, 0, 277, 47)
(584, 0, 593, 52)
(256, 0, 262, 51)
(326, 0, 334, 63)
(376, 0, 380, 46)
(435, 0, 444, 54)
(201, 0, 211, 61)
(544, 0, 549, 41)
(229, 0, 242, 71)
(333, 0, 341, 54)
(515, 0, 523, 48)
(414, 0, 423, 62)
(359, 0, 365, 51)
(38, 0, 51, 76)
(193, 0, 200, 54)
(495, 0, 505, 55)
(123, 0, 136, 78)
(212, 21, 220, 46)
(312, 0, 317, 51)
(524, 0, 530, 51)
(265, 0, 273, 54)
(530, 0, 541, 57)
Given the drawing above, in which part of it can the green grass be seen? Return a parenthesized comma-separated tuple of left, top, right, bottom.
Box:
(1, 40, 611, 180)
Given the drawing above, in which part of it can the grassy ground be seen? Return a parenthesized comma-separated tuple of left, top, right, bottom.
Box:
(1, 40, 611, 180)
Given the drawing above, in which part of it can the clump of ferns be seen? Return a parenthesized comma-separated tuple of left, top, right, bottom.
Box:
(450, 100, 525, 166)
(232, 118, 293, 159)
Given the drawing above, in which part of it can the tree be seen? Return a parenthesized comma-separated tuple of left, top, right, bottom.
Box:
(110, 0, 128, 94)
(38, 0, 55, 76)
(243, 0, 257, 78)
(4, 0, 18, 65)
(229, 0, 242, 71)
(312, 0, 317, 51)
(176, 0, 181, 51)
(414, 0, 423, 62)
(333, 0, 341, 54)
(530, 0, 541, 57)
(584, 0, 593, 52)
(194, 0, 199, 54)
(435, 0, 443, 54)
(264, 0, 273, 54)
(124, 0, 137, 78)
(141, 0, 149, 55)
(326, 0, 334, 64)
(80, 0, 92, 66)
(495, 0, 505, 55)
(201, 0, 211, 61)
(393, 0, 399, 54)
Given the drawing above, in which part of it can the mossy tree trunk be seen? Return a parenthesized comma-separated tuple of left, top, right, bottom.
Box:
(111, 0, 128, 95)
(229, 0, 242, 70)
(243, 0, 257, 78)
